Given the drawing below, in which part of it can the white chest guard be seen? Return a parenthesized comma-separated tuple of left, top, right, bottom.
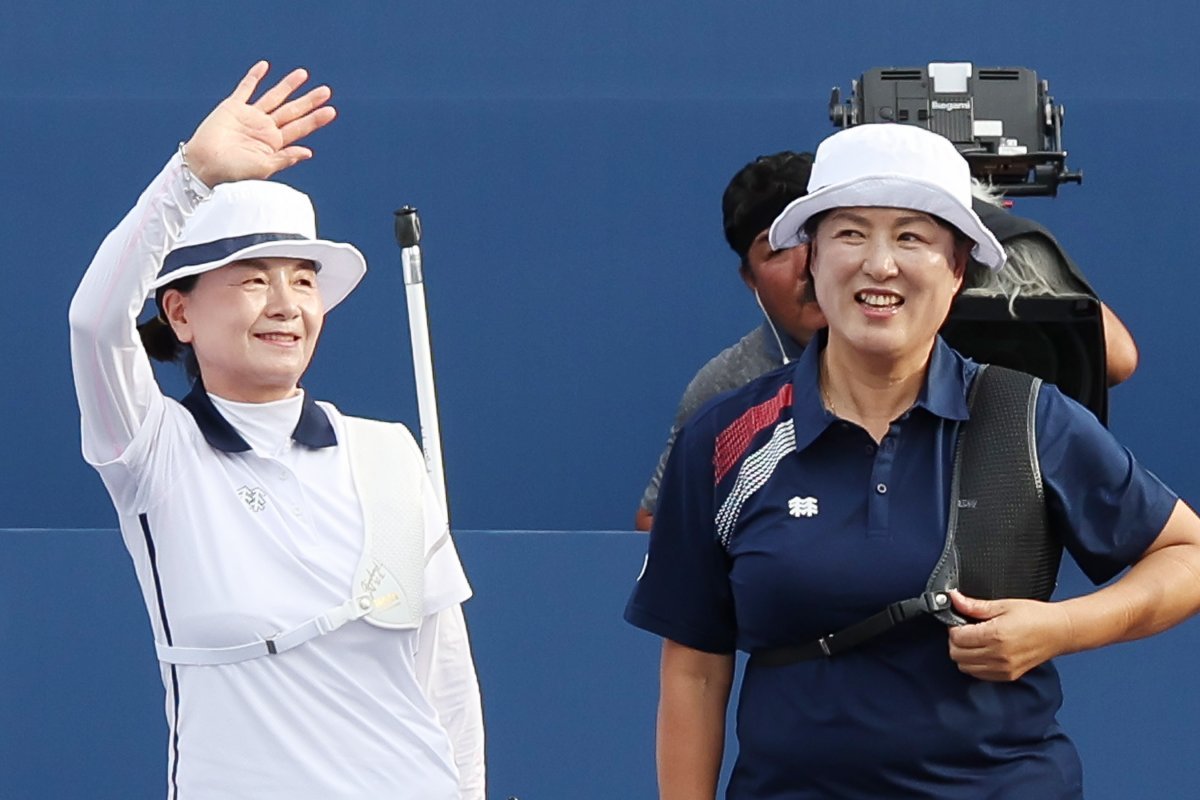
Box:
(156, 417, 434, 666)
(345, 416, 438, 630)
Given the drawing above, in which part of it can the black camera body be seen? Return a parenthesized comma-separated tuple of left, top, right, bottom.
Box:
(830, 63, 1082, 197)
(941, 294, 1107, 424)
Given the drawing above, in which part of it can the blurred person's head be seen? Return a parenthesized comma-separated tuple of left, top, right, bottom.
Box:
(722, 151, 825, 346)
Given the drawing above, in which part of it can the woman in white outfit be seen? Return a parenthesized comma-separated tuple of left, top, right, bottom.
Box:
(69, 62, 485, 799)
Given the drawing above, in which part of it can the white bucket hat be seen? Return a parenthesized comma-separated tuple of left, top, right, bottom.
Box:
(769, 124, 1006, 271)
(149, 180, 367, 310)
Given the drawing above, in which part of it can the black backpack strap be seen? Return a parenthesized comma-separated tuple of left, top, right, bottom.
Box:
(751, 364, 1061, 668)
(927, 365, 1059, 625)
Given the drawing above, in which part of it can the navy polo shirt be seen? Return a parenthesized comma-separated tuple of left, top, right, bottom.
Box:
(626, 333, 1177, 799)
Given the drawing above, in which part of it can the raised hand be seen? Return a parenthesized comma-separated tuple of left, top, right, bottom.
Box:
(183, 61, 336, 188)
(946, 590, 1075, 681)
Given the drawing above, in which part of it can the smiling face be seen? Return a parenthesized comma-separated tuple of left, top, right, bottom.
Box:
(162, 257, 325, 402)
(809, 207, 969, 368)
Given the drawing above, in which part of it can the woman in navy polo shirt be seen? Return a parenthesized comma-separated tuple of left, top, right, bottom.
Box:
(625, 123, 1200, 798)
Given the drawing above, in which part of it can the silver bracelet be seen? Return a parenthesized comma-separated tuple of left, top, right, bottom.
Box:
(177, 141, 210, 206)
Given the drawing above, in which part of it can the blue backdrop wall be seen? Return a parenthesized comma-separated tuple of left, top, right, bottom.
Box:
(3, 2, 1200, 798)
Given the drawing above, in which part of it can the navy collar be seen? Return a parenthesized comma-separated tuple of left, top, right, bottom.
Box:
(181, 380, 338, 453)
(914, 337, 973, 422)
(759, 321, 808, 364)
(789, 331, 971, 451)
(789, 333, 835, 453)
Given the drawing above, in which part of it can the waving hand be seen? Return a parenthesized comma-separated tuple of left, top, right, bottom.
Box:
(184, 61, 336, 188)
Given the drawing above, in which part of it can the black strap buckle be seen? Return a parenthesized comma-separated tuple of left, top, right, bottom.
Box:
(925, 590, 951, 613)
(887, 591, 951, 624)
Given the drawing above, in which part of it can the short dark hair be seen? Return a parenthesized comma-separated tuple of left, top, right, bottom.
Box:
(136, 274, 201, 379)
(722, 151, 814, 264)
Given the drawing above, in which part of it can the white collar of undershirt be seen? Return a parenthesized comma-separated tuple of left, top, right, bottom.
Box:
(208, 391, 305, 458)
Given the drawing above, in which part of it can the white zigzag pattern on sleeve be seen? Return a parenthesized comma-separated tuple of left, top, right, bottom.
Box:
(715, 419, 797, 547)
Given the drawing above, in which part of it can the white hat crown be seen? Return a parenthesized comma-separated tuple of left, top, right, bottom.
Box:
(184, 180, 317, 243)
(810, 124, 972, 206)
(768, 124, 1006, 270)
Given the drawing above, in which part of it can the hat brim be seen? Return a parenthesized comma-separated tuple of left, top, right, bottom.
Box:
(768, 175, 1007, 271)
(147, 239, 367, 311)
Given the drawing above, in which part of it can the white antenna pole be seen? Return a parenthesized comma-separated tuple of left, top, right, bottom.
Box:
(394, 206, 449, 518)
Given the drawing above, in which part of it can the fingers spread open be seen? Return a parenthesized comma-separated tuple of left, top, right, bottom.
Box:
(230, 61, 270, 103)
(271, 85, 333, 128)
(253, 68, 310, 113)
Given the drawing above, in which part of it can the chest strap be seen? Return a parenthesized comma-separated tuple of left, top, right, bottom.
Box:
(155, 417, 430, 666)
(752, 365, 1060, 668)
(752, 591, 953, 666)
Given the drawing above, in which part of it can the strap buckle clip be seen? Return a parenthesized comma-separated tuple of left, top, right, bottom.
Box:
(923, 591, 951, 613)
(351, 593, 375, 620)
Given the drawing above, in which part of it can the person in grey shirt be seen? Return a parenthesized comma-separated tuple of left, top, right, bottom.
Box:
(636, 152, 825, 531)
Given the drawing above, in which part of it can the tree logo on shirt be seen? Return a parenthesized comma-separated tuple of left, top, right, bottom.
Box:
(236, 485, 267, 513)
(788, 496, 819, 518)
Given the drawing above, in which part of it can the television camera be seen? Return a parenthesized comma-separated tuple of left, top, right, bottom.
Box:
(830, 63, 1082, 197)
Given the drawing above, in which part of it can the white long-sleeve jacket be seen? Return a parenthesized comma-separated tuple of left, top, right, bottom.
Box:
(69, 153, 485, 800)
